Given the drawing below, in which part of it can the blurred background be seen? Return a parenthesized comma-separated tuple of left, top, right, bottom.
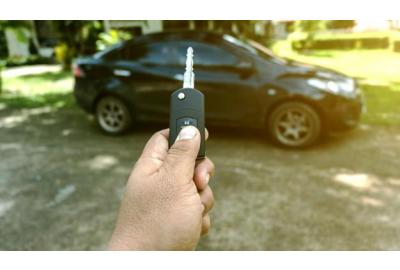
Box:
(1, 20, 400, 250)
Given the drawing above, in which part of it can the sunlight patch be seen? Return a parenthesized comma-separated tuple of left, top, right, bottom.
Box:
(361, 196, 383, 207)
(2, 65, 62, 78)
(388, 178, 400, 186)
(0, 106, 57, 128)
(0, 200, 15, 217)
(24, 106, 54, 115)
(41, 118, 57, 125)
(87, 155, 119, 170)
(333, 173, 377, 190)
(61, 129, 72, 136)
(359, 124, 371, 130)
(47, 185, 76, 207)
(0, 143, 22, 151)
(0, 115, 28, 128)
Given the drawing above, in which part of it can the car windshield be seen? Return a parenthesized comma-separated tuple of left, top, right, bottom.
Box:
(223, 34, 287, 64)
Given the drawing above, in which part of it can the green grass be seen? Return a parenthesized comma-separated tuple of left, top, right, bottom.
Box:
(0, 71, 74, 109)
(273, 40, 400, 83)
(273, 40, 400, 126)
(314, 30, 400, 40)
(361, 83, 400, 126)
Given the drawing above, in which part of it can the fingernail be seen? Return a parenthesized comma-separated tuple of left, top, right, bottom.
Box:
(176, 126, 197, 141)
(205, 173, 210, 185)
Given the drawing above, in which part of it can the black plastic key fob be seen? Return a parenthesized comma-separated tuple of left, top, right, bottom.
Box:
(169, 87, 205, 159)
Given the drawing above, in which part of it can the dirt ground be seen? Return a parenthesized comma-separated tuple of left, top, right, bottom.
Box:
(1, 106, 400, 250)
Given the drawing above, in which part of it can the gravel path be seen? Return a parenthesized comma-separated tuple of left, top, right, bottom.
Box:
(1, 106, 400, 250)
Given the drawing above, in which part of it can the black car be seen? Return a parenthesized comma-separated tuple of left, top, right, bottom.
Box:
(73, 31, 363, 148)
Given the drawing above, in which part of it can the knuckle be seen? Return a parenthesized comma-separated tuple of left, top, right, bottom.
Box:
(208, 159, 216, 176)
(200, 157, 215, 176)
(202, 216, 211, 235)
(201, 186, 214, 212)
(208, 190, 215, 210)
(196, 158, 215, 178)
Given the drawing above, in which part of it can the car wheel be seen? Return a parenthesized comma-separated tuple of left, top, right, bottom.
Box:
(268, 101, 321, 148)
(95, 96, 132, 134)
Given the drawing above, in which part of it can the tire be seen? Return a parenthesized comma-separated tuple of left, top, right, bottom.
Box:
(268, 101, 321, 148)
(95, 96, 132, 134)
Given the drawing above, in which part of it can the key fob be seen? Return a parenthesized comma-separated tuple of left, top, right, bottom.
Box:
(169, 87, 205, 159)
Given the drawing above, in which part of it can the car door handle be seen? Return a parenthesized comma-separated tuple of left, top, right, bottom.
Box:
(113, 69, 131, 77)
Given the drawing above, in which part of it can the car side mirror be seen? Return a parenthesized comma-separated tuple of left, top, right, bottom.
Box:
(236, 61, 254, 78)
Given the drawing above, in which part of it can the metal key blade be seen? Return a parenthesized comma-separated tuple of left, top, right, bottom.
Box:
(183, 47, 195, 88)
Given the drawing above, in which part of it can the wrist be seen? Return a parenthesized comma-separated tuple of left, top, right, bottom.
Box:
(108, 230, 150, 251)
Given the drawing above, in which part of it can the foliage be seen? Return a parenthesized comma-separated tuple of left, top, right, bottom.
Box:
(0, 22, 30, 93)
(54, 21, 103, 69)
(1, 21, 103, 69)
(291, 21, 328, 51)
(294, 20, 327, 33)
(293, 37, 390, 51)
(0, 20, 32, 43)
(0, 20, 31, 29)
(0, 71, 74, 108)
(54, 43, 75, 69)
(326, 20, 356, 29)
(0, 59, 5, 93)
(96, 30, 132, 51)
(288, 30, 400, 51)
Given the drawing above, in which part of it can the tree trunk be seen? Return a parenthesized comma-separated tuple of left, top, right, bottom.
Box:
(29, 21, 41, 54)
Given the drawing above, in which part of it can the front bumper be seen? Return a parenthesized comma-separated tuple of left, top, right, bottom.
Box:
(321, 90, 364, 133)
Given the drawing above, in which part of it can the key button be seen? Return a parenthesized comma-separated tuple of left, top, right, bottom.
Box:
(178, 92, 185, 100)
(177, 117, 197, 130)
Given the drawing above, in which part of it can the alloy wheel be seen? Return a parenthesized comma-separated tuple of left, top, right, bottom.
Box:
(96, 96, 131, 134)
(269, 101, 321, 148)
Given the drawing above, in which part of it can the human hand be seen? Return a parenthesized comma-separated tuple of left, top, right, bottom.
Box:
(108, 126, 215, 250)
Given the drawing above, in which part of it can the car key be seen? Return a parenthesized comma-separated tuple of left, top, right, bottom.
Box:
(169, 47, 205, 159)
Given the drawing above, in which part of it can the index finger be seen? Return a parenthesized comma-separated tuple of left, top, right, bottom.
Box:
(139, 129, 170, 164)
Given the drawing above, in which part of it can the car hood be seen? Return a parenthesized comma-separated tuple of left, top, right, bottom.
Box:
(281, 60, 349, 81)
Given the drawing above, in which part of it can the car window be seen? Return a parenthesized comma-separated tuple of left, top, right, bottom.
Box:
(172, 41, 240, 67)
(116, 42, 175, 65)
(109, 40, 240, 67)
(223, 34, 287, 65)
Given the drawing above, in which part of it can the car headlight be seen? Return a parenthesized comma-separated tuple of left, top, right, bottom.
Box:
(307, 78, 340, 94)
(337, 78, 355, 94)
(307, 78, 355, 95)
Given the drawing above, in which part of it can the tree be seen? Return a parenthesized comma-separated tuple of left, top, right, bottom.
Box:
(294, 20, 327, 50)
(0, 21, 32, 94)
(327, 20, 355, 30)
(53, 21, 103, 69)
(0, 59, 4, 94)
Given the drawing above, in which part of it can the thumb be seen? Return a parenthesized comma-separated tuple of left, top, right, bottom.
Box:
(163, 126, 200, 181)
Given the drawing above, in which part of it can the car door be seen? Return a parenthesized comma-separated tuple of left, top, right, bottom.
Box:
(113, 42, 182, 122)
(173, 40, 261, 126)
